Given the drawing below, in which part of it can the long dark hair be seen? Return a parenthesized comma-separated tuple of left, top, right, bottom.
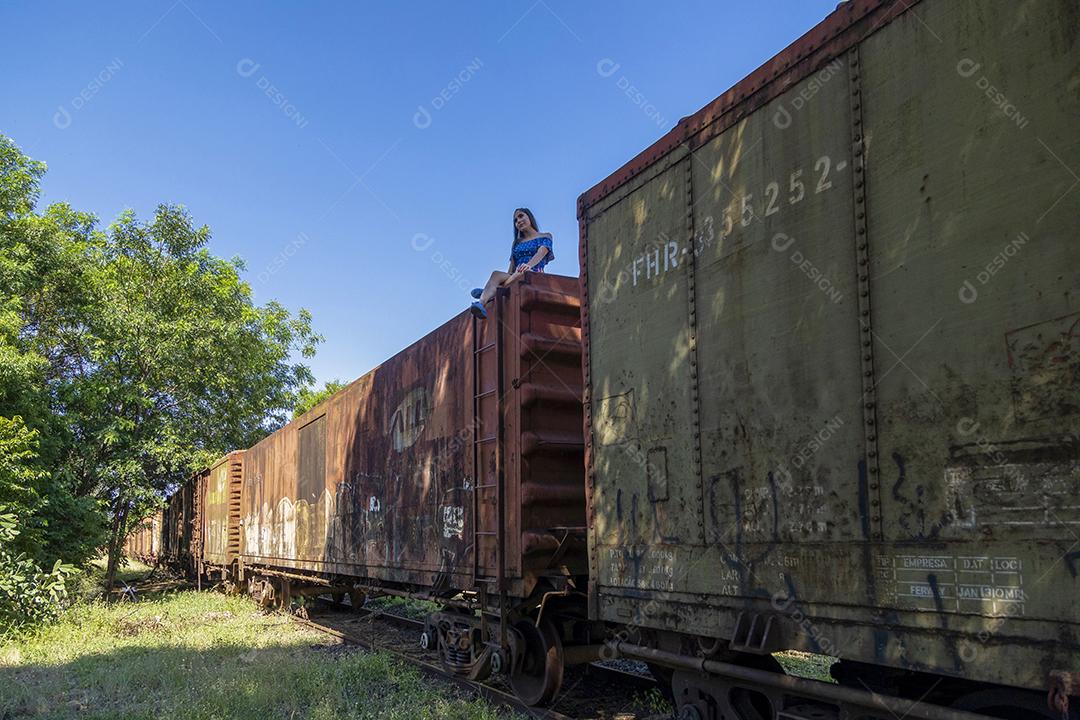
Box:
(512, 207, 539, 245)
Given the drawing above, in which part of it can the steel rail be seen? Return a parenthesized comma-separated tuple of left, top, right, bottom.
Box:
(294, 612, 575, 720)
(327, 603, 658, 694)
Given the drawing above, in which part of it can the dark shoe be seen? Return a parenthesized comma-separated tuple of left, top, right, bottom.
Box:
(469, 301, 487, 319)
(470, 287, 483, 299)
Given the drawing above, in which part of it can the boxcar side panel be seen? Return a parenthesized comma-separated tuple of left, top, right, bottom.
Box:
(582, 0, 1079, 693)
(334, 314, 474, 581)
(586, 146, 701, 559)
(240, 313, 476, 591)
(858, 0, 1080, 670)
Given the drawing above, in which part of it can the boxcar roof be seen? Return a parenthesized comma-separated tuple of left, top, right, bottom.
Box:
(289, 271, 581, 428)
(576, 0, 920, 215)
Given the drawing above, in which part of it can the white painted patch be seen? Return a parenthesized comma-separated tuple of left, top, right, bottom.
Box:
(876, 552, 1026, 616)
(388, 386, 431, 451)
(442, 506, 464, 538)
(605, 547, 676, 591)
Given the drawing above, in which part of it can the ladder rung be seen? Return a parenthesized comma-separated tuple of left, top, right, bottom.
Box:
(473, 483, 498, 489)
(474, 389, 496, 400)
(476, 436, 497, 444)
(475, 531, 497, 536)
(474, 342, 496, 354)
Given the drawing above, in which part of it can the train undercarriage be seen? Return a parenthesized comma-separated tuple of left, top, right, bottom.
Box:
(173, 557, 1076, 720)
(151, 551, 1074, 720)
(613, 631, 1076, 720)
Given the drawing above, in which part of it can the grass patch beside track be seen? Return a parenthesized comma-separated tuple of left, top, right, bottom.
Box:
(0, 589, 516, 719)
(362, 595, 441, 621)
(774, 650, 836, 683)
(69, 558, 159, 603)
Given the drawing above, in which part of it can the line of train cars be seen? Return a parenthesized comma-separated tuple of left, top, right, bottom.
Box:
(124, 1, 1080, 717)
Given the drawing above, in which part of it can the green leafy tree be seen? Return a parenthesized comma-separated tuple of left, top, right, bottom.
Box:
(293, 379, 347, 417)
(0, 135, 322, 596)
(82, 206, 321, 590)
(0, 136, 105, 567)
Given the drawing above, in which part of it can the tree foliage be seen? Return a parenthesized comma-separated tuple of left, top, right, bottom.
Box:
(0, 134, 323, 600)
(0, 136, 105, 567)
(0, 507, 75, 636)
(292, 379, 347, 417)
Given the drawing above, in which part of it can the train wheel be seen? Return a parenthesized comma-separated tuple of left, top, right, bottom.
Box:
(349, 589, 366, 611)
(509, 618, 564, 707)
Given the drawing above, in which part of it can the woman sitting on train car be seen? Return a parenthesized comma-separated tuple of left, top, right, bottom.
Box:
(469, 207, 553, 319)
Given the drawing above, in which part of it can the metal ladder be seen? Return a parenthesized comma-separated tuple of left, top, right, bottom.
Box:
(470, 290, 506, 592)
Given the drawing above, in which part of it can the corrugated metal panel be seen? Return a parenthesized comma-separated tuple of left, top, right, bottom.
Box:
(472, 274, 586, 591)
(226, 454, 243, 561)
(514, 276, 586, 579)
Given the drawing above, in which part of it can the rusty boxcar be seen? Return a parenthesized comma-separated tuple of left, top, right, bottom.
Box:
(237, 273, 588, 703)
(578, 0, 1079, 718)
(199, 451, 246, 581)
(158, 451, 246, 584)
(161, 467, 200, 571)
(123, 510, 161, 564)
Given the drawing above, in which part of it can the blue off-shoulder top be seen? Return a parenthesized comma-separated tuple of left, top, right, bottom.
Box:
(510, 234, 554, 271)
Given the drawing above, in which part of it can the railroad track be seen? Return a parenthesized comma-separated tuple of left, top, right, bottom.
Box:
(293, 601, 663, 720)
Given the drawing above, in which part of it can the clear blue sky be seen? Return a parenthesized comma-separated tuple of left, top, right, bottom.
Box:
(2, 1, 838, 387)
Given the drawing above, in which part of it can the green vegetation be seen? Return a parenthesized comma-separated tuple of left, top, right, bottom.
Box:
(70, 558, 158, 604)
(0, 511, 75, 635)
(633, 686, 673, 717)
(774, 650, 836, 683)
(293, 378, 348, 417)
(363, 594, 441, 621)
(0, 133, 323, 618)
(0, 589, 515, 720)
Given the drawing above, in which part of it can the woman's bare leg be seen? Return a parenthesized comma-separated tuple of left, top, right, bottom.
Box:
(479, 271, 512, 304)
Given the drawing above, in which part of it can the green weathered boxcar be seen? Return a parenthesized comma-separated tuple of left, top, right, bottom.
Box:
(578, 0, 1079, 715)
